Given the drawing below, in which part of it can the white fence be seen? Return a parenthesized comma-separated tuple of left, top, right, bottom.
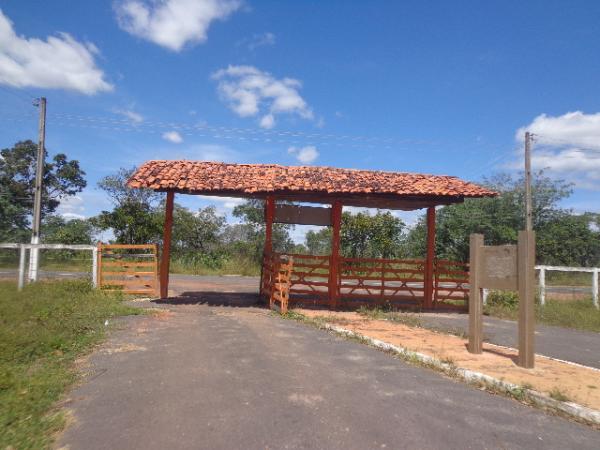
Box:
(0, 243, 98, 290)
(478, 265, 598, 309)
(536, 265, 599, 309)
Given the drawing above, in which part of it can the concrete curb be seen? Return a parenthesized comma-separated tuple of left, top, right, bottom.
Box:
(322, 323, 600, 425)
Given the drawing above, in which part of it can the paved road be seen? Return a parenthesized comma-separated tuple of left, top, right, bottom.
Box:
(418, 313, 600, 369)
(166, 274, 600, 369)
(59, 302, 598, 450)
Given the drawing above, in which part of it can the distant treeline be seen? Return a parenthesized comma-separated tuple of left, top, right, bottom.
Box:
(2, 141, 599, 272)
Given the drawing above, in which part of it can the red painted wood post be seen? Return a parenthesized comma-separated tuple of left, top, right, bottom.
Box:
(329, 201, 343, 310)
(423, 206, 436, 309)
(264, 196, 275, 253)
(261, 196, 275, 297)
(160, 190, 175, 299)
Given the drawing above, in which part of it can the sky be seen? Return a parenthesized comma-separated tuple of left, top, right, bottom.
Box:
(1, 0, 599, 242)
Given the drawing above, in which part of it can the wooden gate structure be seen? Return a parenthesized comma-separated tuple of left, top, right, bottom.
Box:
(127, 161, 496, 309)
(97, 243, 159, 296)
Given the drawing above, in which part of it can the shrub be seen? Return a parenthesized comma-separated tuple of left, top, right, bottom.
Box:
(486, 290, 519, 309)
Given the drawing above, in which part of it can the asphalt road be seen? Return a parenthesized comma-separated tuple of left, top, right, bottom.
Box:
(167, 275, 600, 369)
(59, 302, 599, 450)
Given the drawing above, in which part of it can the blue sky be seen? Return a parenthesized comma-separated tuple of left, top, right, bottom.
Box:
(1, 0, 599, 236)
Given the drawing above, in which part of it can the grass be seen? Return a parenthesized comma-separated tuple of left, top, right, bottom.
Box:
(169, 257, 261, 277)
(544, 271, 593, 287)
(356, 306, 422, 327)
(484, 298, 600, 333)
(0, 280, 142, 449)
(549, 388, 571, 403)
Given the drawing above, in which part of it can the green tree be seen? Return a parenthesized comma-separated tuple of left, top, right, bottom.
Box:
(94, 167, 164, 244)
(403, 171, 593, 264)
(42, 215, 96, 245)
(0, 140, 86, 242)
(303, 210, 406, 258)
(305, 227, 331, 255)
(232, 199, 295, 262)
(171, 205, 228, 268)
(341, 210, 405, 258)
(537, 213, 600, 266)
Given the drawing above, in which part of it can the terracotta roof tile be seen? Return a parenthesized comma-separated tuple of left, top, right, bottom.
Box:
(127, 160, 497, 199)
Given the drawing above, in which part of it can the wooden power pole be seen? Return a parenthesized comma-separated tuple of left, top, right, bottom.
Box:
(28, 97, 47, 282)
(524, 131, 533, 231)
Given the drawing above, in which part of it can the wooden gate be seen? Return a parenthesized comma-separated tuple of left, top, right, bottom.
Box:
(97, 243, 159, 296)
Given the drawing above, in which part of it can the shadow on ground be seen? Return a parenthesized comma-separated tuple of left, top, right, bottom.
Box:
(154, 291, 263, 307)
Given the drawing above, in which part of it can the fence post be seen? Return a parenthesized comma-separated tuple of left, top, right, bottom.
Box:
(92, 245, 98, 288)
(96, 242, 103, 289)
(18, 244, 27, 291)
(539, 267, 546, 306)
(468, 234, 484, 354)
(593, 268, 599, 309)
(482, 288, 489, 305)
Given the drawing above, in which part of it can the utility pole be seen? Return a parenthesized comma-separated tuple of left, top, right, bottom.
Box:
(28, 97, 46, 282)
(524, 131, 533, 231)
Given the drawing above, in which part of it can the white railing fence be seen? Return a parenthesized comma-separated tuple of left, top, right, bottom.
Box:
(536, 265, 598, 309)
(479, 265, 598, 310)
(0, 243, 98, 291)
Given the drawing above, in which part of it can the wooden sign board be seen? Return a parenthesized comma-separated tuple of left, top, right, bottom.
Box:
(468, 232, 536, 368)
(481, 245, 518, 290)
(274, 204, 332, 226)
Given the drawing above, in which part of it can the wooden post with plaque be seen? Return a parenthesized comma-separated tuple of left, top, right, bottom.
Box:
(468, 231, 536, 368)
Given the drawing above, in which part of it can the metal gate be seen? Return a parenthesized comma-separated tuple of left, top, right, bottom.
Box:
(97, 243, 159, 296)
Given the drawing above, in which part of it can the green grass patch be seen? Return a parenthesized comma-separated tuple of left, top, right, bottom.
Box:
(0, 280, 142, 449)
(357, 306, 422, 327)
(485, 295, 600, 333)
(169, 257, 261, 277)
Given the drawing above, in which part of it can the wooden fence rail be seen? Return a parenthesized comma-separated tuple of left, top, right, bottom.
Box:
(263, 252, 470, 310)
(97, 243, 159, 296)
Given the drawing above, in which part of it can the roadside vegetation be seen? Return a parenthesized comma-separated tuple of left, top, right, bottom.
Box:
(2, 140, 599, 276)
(0, 280, 142, 449)
(484, 291, 600, 333)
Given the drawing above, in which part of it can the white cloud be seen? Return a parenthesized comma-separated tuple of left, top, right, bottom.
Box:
(162, 130, 183, 143)
(161, 143, 241, 162)
(212, 65, 313, 128)
(198, 195, 244, 209)
(288, 145, 319, 164)
(115, 0, 241, 51)
(0, 10, 112, 94)
(516, 111, 600, 189)
(237, 32, 275, 50)
(56, 195, 86, 220)
(114, 108, 143, 123)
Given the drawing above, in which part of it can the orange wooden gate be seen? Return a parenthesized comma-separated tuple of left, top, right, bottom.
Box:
(97, 243, 159, 296)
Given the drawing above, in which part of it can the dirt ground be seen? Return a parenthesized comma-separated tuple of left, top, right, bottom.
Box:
(296, 309, 600, 411)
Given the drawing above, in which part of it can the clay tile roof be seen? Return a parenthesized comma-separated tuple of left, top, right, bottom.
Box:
(127, 160, 497, 200)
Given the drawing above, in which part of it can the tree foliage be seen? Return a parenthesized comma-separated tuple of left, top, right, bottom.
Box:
(0, 140, 86, 242)
(304, 210, 405, 258)
(404, 171, 600, 265)
(42, 215, 96, 245)
(94, 168, 164, 244)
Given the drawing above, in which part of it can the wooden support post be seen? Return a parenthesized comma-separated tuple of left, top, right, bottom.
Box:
(423, 206, 436, 309)
(264, 196, 275, 254)
(468, 234, 484, 354)
(329, 201, 343, 310)
(518, 230, 536, 368)
(160, 191, 175, 299)
(260, 196, 275, 297)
